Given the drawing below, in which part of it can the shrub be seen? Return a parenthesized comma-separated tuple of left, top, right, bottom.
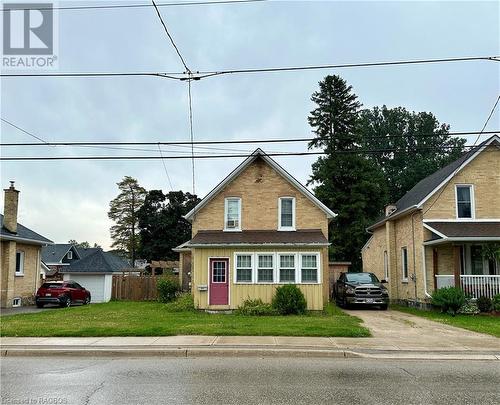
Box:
(476, 296, 492, 313)
(458, 297, 479, 315)
(492, 294, 500, 312)
(164, 293, 195, 312)
(272, 285, 307, 315)
(431, 287, 465, 316)
(157, 275, 180, 303)
(236, 298, 276, 316)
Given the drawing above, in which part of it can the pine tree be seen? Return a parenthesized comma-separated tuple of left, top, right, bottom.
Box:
(108, 176, 147, 265)
(308, 76, 388, 270)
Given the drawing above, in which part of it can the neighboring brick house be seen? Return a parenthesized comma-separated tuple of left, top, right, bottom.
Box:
(1, 182, 53, 308)
(362, 135, 500, 305)
(175, 149, 335, 310)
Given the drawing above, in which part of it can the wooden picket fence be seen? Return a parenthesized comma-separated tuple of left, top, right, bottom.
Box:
(111, 274, 159, 301)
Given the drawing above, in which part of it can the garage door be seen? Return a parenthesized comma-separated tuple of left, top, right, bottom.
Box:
(67, 275, 105, 303)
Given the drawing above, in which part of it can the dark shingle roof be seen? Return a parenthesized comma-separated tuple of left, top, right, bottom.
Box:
(41, 244, 74, 263)
(0, 214, 53, 245)
(60, 249, 130, 274)
(369, 136, 500, 229)
(187, 229, 329, 246)
(426, 221, 500, 239)
(77, 247, 101, 259)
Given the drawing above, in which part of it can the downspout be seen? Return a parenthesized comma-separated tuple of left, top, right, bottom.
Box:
(411, 211, 418, 301)
(421, 245, 432, 299)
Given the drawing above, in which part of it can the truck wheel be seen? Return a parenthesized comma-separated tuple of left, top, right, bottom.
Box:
(380, 304, 388, 310)
(36, 302, 44, 308)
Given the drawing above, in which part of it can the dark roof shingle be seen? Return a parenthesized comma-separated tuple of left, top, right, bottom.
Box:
(60, 249, 130, 273)
(0, 214, 52, 245)
(426, 222, 500, 239)
(187, 229, 329, 246)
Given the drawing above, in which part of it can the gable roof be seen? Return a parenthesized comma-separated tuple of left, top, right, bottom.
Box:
(368, 135, 500, 230)
(41, 244, 80, 263)
(60, 249, 130, 274)
(184, 148, 335, 220)
(0, 214, 53, 245)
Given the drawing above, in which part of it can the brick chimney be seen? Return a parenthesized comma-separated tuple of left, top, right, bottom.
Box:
(385, 204, 397, 217)
(3, 181, 19, 233)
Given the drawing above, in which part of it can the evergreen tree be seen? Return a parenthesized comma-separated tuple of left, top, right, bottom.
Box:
(308, 76, 388, 270)
(108, 176, 146, 265)
(137, 190, 200, 261)
(358, 106, 465, 203)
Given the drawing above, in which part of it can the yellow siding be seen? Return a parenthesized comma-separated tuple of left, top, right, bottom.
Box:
(192, 247, 326, 310)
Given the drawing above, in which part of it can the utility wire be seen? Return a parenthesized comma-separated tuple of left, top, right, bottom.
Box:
(1, 131, 498, 147)
(152, 0, 191, 73)
(1, 145, 496, 161)
(157, 144, 174, 190)
(0, 0, 268, 12)
(2, 56, 498, 79)
(473, 95, 500, 145)
(187, 79, 196, 194)
(0, 118, 50, 144)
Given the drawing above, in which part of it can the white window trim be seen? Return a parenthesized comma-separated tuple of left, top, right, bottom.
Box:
(12, 297, 21, 307)
(233, 252, 254, 284)
(277, 252, 298, 283)
(278, 197, 296, 231)
(299, 252, 321, 284)
(15, 250, 24, 276)
(255, 252, 276, 284)
(67, 250, 73, 260)
(224, 197, 242, 232)
(455, 184, 475, 220)
(401, 247, 408, 282)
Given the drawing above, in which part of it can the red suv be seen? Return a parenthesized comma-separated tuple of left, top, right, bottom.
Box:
(36, 281, 91, 308)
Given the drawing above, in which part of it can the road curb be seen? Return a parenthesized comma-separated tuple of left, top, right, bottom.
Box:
(1, 346, 499, 360)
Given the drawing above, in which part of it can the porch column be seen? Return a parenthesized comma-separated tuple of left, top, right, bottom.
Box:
(453, 245, 461, 288)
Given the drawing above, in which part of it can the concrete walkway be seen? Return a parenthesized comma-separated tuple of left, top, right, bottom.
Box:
(343, 308, 500, 351)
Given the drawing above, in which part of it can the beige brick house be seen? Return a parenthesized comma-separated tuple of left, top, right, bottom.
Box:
(175, 149, 335, 310)
(362, 135, 500, 305)
(1, 182, 53, 308)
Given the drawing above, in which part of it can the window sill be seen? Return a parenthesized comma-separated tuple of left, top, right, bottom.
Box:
(277, 228, 296, 232)
(223, 228, 242, 232)
(401, 279, 409, 284)
(15, 273, 24, 277)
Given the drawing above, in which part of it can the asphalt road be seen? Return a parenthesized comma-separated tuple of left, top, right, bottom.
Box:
(1, 357, 499, 405)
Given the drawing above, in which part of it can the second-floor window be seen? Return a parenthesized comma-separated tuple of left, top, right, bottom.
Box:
(456, 185, 474, 219)
(278, 197, 295, 230)
(224, 197, 241, 231)
(67, 251, 73, 260)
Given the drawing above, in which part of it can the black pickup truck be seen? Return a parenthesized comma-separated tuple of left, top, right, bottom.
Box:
(334, 272, 389, 309)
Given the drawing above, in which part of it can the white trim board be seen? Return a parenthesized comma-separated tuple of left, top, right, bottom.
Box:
(184, 148, 336, 221)
(423, 219, 500, 223)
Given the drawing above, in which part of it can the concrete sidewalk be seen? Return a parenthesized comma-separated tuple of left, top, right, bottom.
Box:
(2, 335, 499, 360)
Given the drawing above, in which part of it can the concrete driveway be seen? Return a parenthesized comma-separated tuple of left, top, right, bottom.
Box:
(0, 305, 60, 317)
(343, 308, 500, 351)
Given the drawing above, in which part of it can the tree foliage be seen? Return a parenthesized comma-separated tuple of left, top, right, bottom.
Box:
(68, 240, 101, 249)
(108, 176, 146, 265)
(308, 75, 388, 270)
(358, 106, 465, 203)
(137, 190, 200, 261)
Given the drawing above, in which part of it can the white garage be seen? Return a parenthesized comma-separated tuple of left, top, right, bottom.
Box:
(62, 273, 113, 303)
(60, 248, 129, 303)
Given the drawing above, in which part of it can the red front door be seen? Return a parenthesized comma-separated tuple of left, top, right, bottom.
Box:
(209, 258, 229, 305)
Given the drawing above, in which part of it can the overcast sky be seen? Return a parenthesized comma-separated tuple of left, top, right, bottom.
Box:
(1, 0, 499, 250)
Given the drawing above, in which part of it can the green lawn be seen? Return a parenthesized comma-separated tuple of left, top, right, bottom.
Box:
(0, 301, 370, 337)
(393, 305, 500, 338)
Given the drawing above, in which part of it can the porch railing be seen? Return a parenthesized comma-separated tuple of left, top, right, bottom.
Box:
(435, 275, 500, 299)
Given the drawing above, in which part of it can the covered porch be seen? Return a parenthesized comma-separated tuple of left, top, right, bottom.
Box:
(424, 221, 500, 299)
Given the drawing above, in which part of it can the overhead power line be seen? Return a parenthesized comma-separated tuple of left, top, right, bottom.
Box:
(2, 56, 498, 80)
(1, 145, 497, 161)
(0, 0, 268, 12)
(0, 118, 50, 144)
(1, 131, 498, 147)
(151, 0, 191, 72)
(473, 95, 500, 145)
